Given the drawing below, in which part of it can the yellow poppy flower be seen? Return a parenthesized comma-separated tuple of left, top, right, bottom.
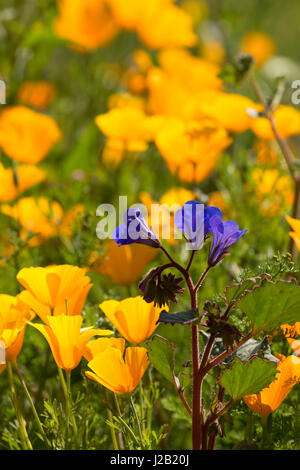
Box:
(244, 355, 300, 416)
(95, 106, 150, 154)
(286, 216, 300, 252)
(2, 197, 83, 244)
(0, 106, 61, 164)
(91, 241, 157, 286)
(158, 48, 222, 93)
(0, 294, 34, 364)
(0, 163, 45, 202)
(99, 296, 162, 344)
(17, 265, 92, 324)
(86, 346, 149, 394)
(201, 92, 259, 133)
(18, 81, 56, 110)
(83, 337, 125, 362)
(29, 315, 112, 371)
(108, 0, 196, 49)
(240, 31, 276, 67)
(251, 105, 300, 140)
(54, 0, 119, 50)
(137, 3, 196, 49)
(155, 118, 231, 183)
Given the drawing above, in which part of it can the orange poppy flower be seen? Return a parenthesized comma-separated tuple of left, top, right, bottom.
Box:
(244, 355, 300, 416)
(99, 296, 162, 344)
(17, 265, 92, 324)
(54, 0, 119, 50)
(240, 31, 276, 67)
(30, 314, 112, 371)
(251, 105, 300, 140)
(0, 294, 34, 365)
(83, 337, 125, 362)
(0, 163, 45, 202)
(286, 216, 300, 252)
(91, 241, 157, 286)
(0, 106, 61, 164)
(18, 81, 56, 110)
(155, 118, 231, 183)
(86, 346, 149, 394)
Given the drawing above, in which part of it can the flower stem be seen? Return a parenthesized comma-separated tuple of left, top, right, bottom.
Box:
(7, 362, 33, 450)
(130, 394, 144, 448)
(13, 360, 51, 449)
(113, 392, 125, 450)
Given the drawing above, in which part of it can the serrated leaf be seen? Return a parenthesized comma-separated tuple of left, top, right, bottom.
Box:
(236, 279, 300, 333)
(157, 309, 198, 325)
(223, 274, 271, 304)
(147, 335, 175, 383)
(220, 358, 278, 400)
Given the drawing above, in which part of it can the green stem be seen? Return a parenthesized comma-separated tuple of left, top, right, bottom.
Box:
(13, 360, 51, 449)
(130, 394, 144, 449)
(7, 362, 33, 450)
(66, 370, 78, 443)
(261, 414, 272, 449)
(113, 392, 125, 450)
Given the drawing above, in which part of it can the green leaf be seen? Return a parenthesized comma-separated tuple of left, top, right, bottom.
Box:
(157, 309, 198, 325)
(222, 273, 271, 304)
(147, 335, 176, 383)
(201, 332, 278, 364)
(220, 358, 278, 400)
(236, 279, 300, 333)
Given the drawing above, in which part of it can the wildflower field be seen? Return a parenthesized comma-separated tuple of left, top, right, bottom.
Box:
(1, 0, 300, 453)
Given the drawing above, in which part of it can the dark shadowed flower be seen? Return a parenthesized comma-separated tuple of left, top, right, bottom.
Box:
(208, 214, 247, 266)
(113, 208, 161, 248)
(174, 200, 222, 249)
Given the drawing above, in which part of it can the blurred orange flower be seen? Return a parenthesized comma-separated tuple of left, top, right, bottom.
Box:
(251, 105, 300, 140)
(86, 346, 149, 394)
(240, 31, 276, 67)
(252, 168, 293, 217)
(54, 0, 119, 50)
(99, 296, 162, 344)
(201, 92, 259, 133)
(0, 294, 34, 366)
(108, 0, 196, 49)
(30, 314, 112, 371)
(286, 216, 300, 252)
(91, 241, 157, 286)
(2, 197, 83, 244)
(244, 355, 300, 416)
(17, 265, 92, 324)
(254, 140, 279, 166)
(0, 106, 61, 164)
(18, 81, 56, 110)
(155, 118, 231, 183)
(0, 163, 45, 202)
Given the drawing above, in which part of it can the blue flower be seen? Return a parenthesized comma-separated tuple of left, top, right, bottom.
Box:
(174, 200, 222, 249)
(207, 215, 247, 266)
(113, 208, 160, 248)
